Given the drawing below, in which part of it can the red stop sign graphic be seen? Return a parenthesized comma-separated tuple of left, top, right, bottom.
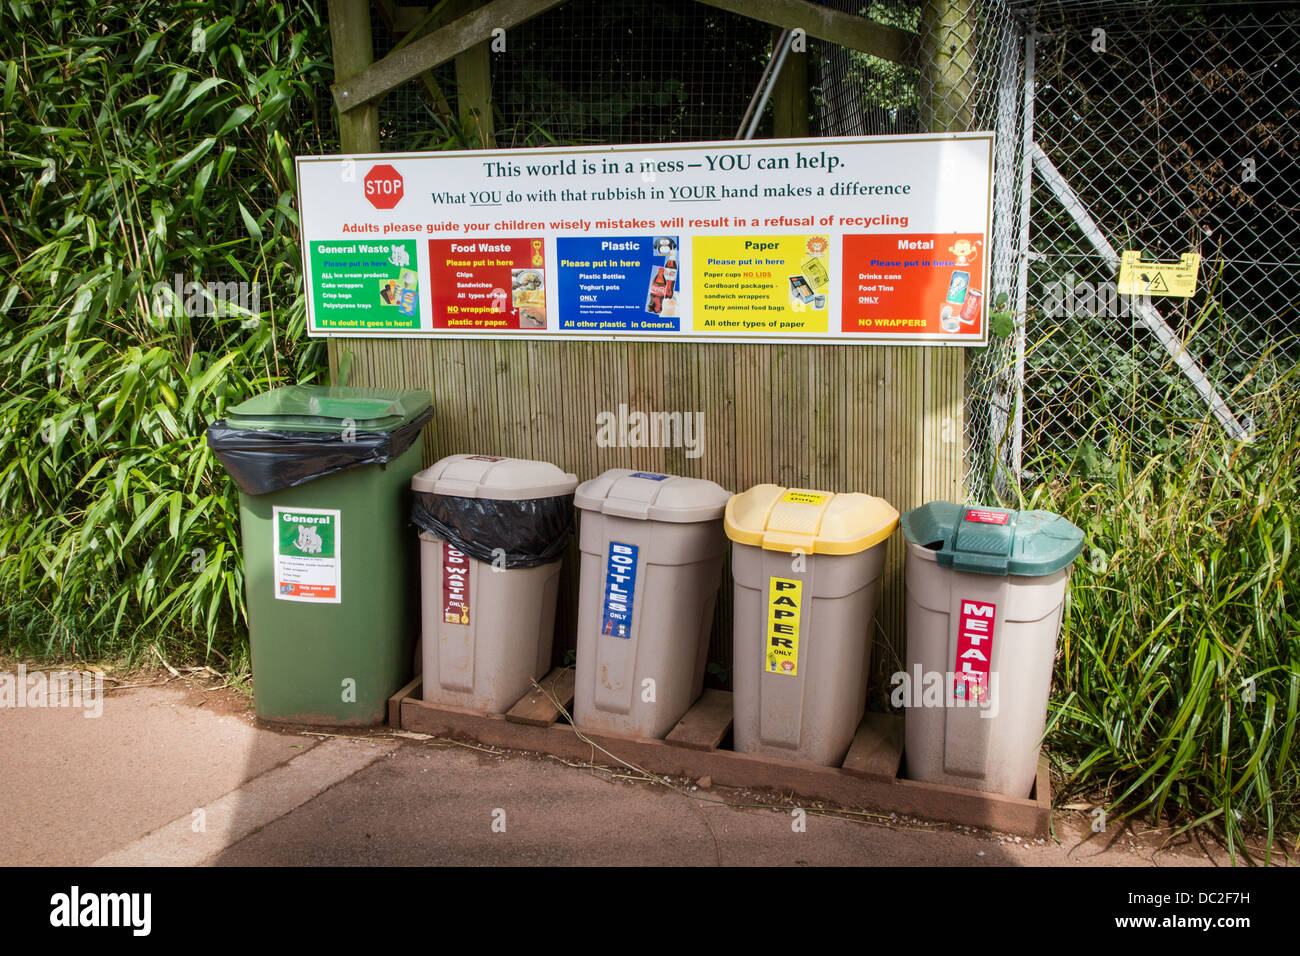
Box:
(364, 164, 404, 209)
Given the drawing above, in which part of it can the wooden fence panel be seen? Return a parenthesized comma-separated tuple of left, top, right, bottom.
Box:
(332, 336, 963, 686)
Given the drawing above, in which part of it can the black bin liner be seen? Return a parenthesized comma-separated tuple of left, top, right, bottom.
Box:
(205, 405, 434, 496)
(412, 491, 574, 569)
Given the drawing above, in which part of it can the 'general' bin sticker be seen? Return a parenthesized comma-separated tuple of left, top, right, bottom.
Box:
(601, 541, 639, 639)
(766, 577, 802, 676)
(273, 507, 341, 603)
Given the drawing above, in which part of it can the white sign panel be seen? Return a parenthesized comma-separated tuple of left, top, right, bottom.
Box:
(296, 132, 994, 345)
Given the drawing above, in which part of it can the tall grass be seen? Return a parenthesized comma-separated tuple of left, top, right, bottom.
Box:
(0, 2, 334, 663)
(1027, 360, 1300, 858)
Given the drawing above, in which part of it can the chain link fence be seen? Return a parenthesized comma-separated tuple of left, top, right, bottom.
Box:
(1006, 0, 1300, 481)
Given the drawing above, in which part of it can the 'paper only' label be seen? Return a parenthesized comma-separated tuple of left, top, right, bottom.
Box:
(273, 507, 341, 603)
(954, 599, 996, 701)
(780, 489, 829, 507)
(601, 542, 638, 639)
(766, 577, 802, 676)
(442, 541, 470, 625)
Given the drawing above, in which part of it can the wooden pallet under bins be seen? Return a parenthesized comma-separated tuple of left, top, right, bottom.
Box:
(389, 667, 1052, 839)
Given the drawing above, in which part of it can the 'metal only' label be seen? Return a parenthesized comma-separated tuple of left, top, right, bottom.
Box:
(954, 599, 995, 701)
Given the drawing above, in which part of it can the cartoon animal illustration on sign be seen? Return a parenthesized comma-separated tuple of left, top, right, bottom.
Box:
(949, 238, 979, 266)
(295, 524, 323, 554)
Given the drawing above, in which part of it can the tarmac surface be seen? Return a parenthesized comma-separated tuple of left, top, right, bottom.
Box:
(0, 676, 1267, 867)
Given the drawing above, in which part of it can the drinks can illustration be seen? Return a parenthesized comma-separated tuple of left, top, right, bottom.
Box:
(960, 289, 983, 325)
(946, 270, 970, 305)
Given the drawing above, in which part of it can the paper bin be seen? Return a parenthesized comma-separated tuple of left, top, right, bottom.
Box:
(900, 502, 1084, 797)
(411, 454, 577, 713)
(572, 469, 732, 738)
(725, 485, 899, 765)
(206, 385, 434, 726)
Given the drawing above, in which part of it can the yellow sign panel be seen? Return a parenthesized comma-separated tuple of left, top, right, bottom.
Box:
(780, 489, 829, 507)
(1117, 251, 1201, 298)
(766, 577, 802, 677)
(692, 234, 830, 334)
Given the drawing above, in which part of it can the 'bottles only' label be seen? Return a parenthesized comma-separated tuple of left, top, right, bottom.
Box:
(601, 542, 638, 639)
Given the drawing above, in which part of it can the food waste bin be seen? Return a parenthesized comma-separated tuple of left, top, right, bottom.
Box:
(725, 485, 898, 765)
(411, 454, 577, 713)
(206, 386, 434, 726)
(900, 502, 1084, 797)
(572, 469, 732, 738)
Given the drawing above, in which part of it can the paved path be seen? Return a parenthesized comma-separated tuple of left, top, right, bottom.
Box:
(0, 681, 1240, 867)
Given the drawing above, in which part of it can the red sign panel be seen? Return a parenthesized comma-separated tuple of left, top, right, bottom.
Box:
(427, 237, 546, 330)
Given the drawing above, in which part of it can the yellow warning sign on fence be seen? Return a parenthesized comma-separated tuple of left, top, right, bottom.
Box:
(1117, 251, 1201, 298)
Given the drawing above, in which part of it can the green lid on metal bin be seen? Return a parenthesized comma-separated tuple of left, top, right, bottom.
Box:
(900, 501, 1084, 576)
(225, 385, 432, 434)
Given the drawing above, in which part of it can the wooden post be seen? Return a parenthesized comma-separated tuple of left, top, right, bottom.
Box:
(922, 0, 977, 132)
(446, 0, 496, 147)
(326, 0, 381, 385)
(919, 0, 973, 504)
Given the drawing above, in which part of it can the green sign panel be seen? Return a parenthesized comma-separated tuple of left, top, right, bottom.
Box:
(309, 239, 420, 331)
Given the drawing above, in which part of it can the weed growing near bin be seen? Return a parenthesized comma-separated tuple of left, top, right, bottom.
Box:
(1026, 359, 1300, 860)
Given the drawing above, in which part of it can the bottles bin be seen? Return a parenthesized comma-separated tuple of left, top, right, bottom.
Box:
(900, 502, 1084, 798)
(725, 485, 899, 766)
(572, 469, 732, 739)
(411, 454, 577, 714)
(206, 386, 434, 726)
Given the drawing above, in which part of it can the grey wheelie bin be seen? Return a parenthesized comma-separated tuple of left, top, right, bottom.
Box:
(725, 484, 899, 766)
(900, 502, 1084, 798)
(411, 454, 578, 714)
(572, 469, 732, 738)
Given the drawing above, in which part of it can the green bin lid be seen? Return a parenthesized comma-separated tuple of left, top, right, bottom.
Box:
(900, 501, 1084, 577)
(225, 386, 432, 434)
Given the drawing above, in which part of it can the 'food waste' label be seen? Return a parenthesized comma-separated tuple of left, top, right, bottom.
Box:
(442, 541, 470, 625)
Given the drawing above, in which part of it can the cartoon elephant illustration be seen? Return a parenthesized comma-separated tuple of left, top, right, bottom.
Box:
(295, 524, 323, 554)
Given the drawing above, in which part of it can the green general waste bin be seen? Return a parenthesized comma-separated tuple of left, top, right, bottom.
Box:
(207, 386, 434, 726)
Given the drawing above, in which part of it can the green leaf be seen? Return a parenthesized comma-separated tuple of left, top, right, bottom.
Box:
(215, 103, 255, 138)
(237, 201, 263, 243)
(180, 77, 226, 112)
(133, 32, 164, 71)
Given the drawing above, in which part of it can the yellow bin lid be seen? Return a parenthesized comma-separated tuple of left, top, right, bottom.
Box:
(724, 484, 898, 555)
